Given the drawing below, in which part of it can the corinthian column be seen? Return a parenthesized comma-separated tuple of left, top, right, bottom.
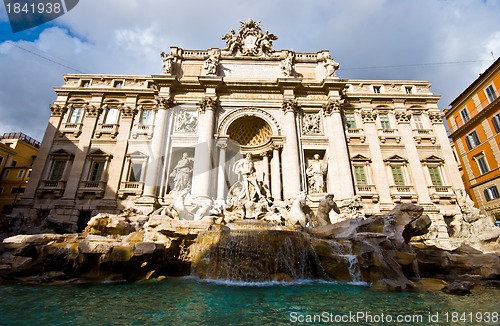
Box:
(191, 96, 217, 199)
(140, 97, 173, 205)
(323, 99, 354, 199)
(216, 140, 227, 200)
(271, 144, 283, 200)
(281, 99, 302, 199)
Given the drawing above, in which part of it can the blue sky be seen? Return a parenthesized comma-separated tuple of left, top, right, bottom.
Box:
(1, 0, 499, 141)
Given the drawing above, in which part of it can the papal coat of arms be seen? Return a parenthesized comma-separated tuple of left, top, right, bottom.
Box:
(222, 19, 278, 56)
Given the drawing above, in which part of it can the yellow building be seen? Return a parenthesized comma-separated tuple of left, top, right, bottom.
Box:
(0, 133, 39, 215)
(445, 58, 500, 223)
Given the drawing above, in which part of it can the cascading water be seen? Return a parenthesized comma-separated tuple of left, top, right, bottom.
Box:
(328, 241, 363, 283)
(190, 221, 318, 281)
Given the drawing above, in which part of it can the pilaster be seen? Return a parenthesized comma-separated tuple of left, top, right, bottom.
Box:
(395, 108, 432, 204)
(281, 98, 302, 199)
(62, 99, 103, 200)
(323, 98, 354, 199)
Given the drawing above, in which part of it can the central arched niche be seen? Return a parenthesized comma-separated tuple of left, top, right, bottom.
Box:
(227, 116, 272, 147)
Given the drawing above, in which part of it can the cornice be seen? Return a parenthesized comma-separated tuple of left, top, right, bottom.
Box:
(449, 98, 500, 138)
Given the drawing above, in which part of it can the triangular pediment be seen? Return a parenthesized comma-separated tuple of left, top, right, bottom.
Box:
(351, 154, 371, 162)
(49, 149, 73, 158)
(127, 150, 146, 157)
(384, 155, 407, 163)
(421, 155, 444, 163)
(88, 149, 111, 157)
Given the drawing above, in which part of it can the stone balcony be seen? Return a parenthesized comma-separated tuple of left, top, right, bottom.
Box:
(118, 181, 144, 198)
(59, 123, 83, 137)
(77, 180, 106, 198)
(355, 184, 379, 202)
(346, 128, 366, 143)
(131, 124, 154, 140)
(412, 128, 436, 144)
(390, 185, 418, 203)
(36, 180, 66, 198)
(428, 185, 456, 203)
(95, 123, 119, 138)
(378, 128, 400, 144)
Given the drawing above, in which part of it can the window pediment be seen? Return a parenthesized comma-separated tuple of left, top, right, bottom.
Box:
(384, 155, 407, 163)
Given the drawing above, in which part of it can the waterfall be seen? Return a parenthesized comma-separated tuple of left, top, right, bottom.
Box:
(190, 227, 317, 282)
(328, 241, 363, 283)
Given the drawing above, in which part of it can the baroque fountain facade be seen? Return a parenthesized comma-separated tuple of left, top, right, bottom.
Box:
(2, 20, 499, 288)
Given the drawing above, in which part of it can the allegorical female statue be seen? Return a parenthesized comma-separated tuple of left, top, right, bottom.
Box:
(306, 154, 327, 193)
(170, 153, 193, 192)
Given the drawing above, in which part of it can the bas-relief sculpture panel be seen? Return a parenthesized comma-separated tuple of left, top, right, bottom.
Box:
(174, 110, 198, 133)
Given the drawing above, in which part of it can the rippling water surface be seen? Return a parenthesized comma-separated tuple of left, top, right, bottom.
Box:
(0, 277, 498, 325)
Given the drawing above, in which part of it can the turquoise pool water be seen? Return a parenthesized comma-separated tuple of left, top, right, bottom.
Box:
(0, 278, 498, 325)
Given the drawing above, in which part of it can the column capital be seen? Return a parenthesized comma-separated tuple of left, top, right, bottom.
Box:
(198, 96, 218, 113)
(281, 98, 299, 114)
(155, 95, 176, 109)
(216, 140, 228, 149)
(361, 109, 378, 123)
(428, 111, 444, 124)
(272, 143, 283, 151)
(322, 99, 343, 116)
(84, 104, 102, 118)
(50, 104, 67, 117)
(394, 109, 411, 124)
(120, 104, 138, 118)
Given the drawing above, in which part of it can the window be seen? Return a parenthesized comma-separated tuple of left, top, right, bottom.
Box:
(354, 165, 367, 185)
(104, 108, 119, 124)
(27, 170, 31, 178)
(485, 85, 498, 103)
(113, 80, 124, 88)
(0, 156, 3, 166)
(492, 113, 500, 133)
(373, 86, 381, 94)
(10, 187, 24, 194)
(0, 187, 3, 194)
(428, 167, 443, 186)
(49, 160, 66, 181)
(412, 114, 424, 130)
(475, 154, 490, 174)
(460, 108, 470, 123)
(89, 161, 105, 181)
(391, 166, 405, 186)
(140, 109, 153, 125)
(3, 170, 9, 178)
(11, 161, 17, 167)
(465, 130, 480, 150)
(127, 163, 143, 182)
(484, 186, 499, 201)
(379, 113, 391, 129)
(17, 170, 24, 178)
(345, 113, 356, 128)
(80, 80, 91, 87)
(68, 107, 83, 123)
(147, 81, 155, 89)
(405, 86, 413, 94)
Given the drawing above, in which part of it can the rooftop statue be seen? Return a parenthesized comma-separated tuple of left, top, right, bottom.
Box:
(222, 19, 278, 56)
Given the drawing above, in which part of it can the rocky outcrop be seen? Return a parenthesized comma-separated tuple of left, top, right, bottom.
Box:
(0, 215, 213, 283)
(0, 204, 498, 292)
(307, 204, 432, 290)
(414, 243, 500, 283)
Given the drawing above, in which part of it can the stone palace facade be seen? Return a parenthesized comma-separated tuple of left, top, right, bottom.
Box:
(16, 20, 466, 234)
